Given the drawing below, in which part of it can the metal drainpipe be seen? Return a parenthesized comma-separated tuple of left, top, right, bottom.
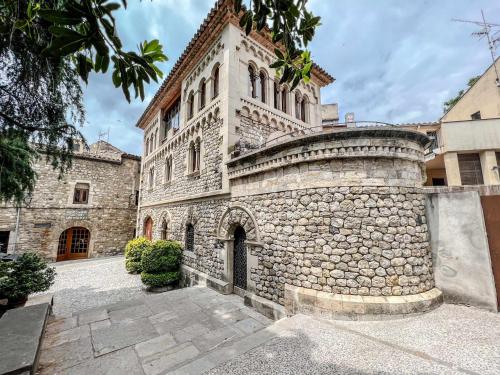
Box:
(13, 206, 20, 254)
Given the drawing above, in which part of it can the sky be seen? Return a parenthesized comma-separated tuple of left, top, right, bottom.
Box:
(81, 0, 500, 155)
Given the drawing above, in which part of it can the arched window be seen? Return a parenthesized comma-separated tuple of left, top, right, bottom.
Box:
(149, 167, 155, 189)
(195, 137, 201, 172)
(248, 65, 257, 98)
(281, 87, 288, 114)
(273, 81, 280, 110)
(301, 96, 308, 123)
(185, 223, 194, 252)
(259, 71, 266, 103)
(161, 220, 168, 240)
(144, 217, 153, 240)
(145, 137, 149, 155)
(295, 92, 301, 120)
(165, 156, 172, 183)
(212, 65, 219, 98)
(188, 139, 200, 173)
(199, 79, 206, 110)
(187, 91, 194, 120)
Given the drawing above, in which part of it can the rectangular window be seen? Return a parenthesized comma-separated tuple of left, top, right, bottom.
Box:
(471, 111, 481, 120)
(458, 153, 484, 185)
(73, 183, 90, 204)
(162, 99, 181, 139)
(496, 152, 500, 167)
(135, 190, 139, 206)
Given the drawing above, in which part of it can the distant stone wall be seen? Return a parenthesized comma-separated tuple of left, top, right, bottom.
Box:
(0, 154, 140, 260)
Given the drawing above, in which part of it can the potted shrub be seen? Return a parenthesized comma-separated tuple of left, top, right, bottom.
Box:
(140, 240, 182, 291)
(125, 237, 151, 274)
(0, 252, 55, 310)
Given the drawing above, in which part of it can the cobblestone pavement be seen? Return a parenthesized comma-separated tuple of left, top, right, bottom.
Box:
(42, 256, 146, 317)
(209, 304, 500, 375)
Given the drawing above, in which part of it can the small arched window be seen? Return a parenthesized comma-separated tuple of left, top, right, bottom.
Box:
(248, 65, 257, 98)
(185, 223, 194, 252)
(199, 79, 206, 110)
(273, 81, 280, 110)
(301, 96, 308, 123)
(165, 156, 172, 182)
(295, 92, 301, 120)
(161, 220, 168, 240)
(212, 65, 219, 98)
(187, 91, 194, 120)
(259, 71, 266, 103)
(149, 167, 155, 189)
(188, 139, 200, 173)
(281, 87, 288, 114)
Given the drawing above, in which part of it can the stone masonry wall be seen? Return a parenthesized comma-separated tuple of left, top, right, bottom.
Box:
(138, 198, 229, 279)
(0, 154, 140, 260)
(232, 186, 433, 305)
(140, 113, 223, 205)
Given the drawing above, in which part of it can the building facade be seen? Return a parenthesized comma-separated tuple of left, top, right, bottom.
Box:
(0, 141, 141, 261)
(136, 0, 441, 318)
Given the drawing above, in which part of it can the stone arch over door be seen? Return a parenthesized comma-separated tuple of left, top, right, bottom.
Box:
(216, 205, 260, 243)
(51, 220, 96, 261)
(216, 205, 262, 294)
(56, 226, 91, 261)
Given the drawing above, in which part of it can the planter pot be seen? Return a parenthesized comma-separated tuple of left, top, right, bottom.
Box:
(8, 295, 28, 308)
(2, 295, 28, 310)
(146, 284, 177, 293)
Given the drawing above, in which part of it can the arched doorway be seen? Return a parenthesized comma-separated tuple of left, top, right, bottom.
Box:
(57, 227, 90, 261)
(233, 226, 247, 290)
(144, 217, 153, 240)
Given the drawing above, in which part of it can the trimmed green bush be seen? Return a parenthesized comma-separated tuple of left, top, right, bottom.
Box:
(0, 252, 56, 301)
(124, 237, 151, 273)
(125, 259, 142, 274)
(140, 240, 182, 288)
(141, 271, 180, 288)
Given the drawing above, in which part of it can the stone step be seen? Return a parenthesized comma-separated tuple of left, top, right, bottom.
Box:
(0, 303, 51, 375)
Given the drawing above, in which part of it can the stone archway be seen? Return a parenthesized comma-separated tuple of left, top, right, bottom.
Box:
(216, 205, 260, 243)
(57, 227, 91, 261)
(216, 205, 262, 294)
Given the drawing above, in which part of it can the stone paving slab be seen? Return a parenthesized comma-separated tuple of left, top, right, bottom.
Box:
(91, 317, 159, 356)
(39, 286, 273, 375)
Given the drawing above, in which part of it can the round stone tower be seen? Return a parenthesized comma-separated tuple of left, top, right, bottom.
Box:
(225, 127, 442, 319)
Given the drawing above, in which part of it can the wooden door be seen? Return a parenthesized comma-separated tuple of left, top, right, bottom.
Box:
(57, 227, 90, 261)
(481, 196, 500, 309)
(144, 217, 153, 240)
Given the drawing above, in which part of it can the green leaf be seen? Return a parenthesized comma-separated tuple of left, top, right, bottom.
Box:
(38, 10, 82, 25)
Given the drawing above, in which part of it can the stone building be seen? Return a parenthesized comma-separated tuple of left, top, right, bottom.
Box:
(0, 141, 141, 261)
(136, 0, 441, 318)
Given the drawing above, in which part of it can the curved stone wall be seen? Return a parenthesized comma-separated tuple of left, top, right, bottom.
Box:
(226, 128, 441, 316)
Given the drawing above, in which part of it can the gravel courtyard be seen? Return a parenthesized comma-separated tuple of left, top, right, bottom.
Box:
(43, 256, 146, 316)
(39, 256, 500, 374)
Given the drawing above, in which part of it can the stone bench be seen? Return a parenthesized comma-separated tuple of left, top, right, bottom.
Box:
(0, 303, 51, 375)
